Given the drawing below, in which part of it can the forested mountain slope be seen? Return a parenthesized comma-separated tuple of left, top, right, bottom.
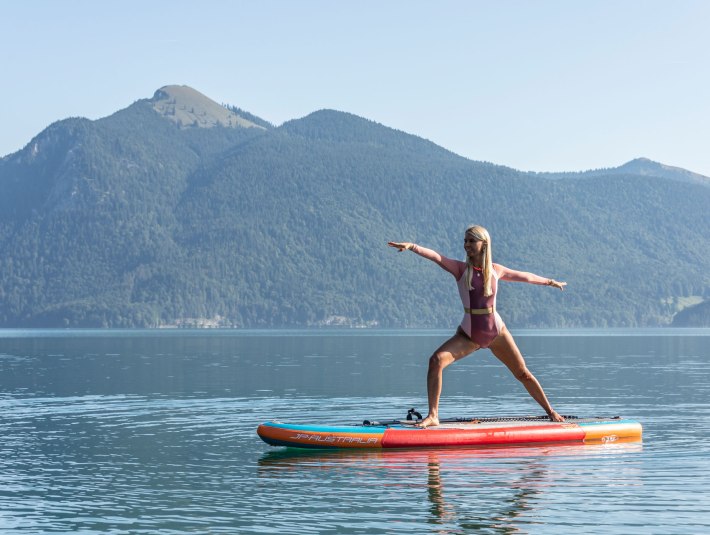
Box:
(0, 87, 707, 327)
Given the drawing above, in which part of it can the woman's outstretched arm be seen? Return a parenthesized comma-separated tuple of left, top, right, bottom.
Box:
(388, 242, 464, 278)
(494, 263, 567, 290)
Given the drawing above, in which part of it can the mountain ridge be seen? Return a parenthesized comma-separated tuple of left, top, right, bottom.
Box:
(4, 86, 706, 182)
(0, 85, 707, 328)
(527, 156, 709, 186)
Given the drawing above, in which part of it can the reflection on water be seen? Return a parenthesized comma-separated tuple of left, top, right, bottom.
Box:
(257, 440, 644, 533)
(0, 329, 707, 533)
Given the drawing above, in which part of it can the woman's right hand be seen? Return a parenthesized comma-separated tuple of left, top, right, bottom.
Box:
(387, 242, 414, 252)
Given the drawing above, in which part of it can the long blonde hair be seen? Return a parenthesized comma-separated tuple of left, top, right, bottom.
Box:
(465, 225, 493, 297)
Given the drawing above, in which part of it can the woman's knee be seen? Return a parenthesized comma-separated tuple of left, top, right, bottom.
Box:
(429, 351, 450, 370)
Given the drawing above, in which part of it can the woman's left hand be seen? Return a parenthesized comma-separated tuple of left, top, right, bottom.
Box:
(548, 280, 567, 290)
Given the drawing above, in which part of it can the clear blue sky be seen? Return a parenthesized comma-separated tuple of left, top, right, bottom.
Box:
(2, 0, 709, 175)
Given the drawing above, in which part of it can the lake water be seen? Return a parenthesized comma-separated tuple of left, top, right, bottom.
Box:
(0, 328, 708, 534)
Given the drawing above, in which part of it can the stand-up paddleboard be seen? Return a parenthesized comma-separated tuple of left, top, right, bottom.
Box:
(257, 414, 642, 449)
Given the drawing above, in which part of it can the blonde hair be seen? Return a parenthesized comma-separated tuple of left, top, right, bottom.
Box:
(465, 225, 493, 297)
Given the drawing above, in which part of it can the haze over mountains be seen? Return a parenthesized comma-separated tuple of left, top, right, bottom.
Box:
(0, 85, 708, 328)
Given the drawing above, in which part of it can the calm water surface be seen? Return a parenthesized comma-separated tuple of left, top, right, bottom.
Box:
(0, 328, 708, 534)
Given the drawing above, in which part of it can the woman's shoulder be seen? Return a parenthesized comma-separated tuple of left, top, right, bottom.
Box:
(491, 263, 507, 278)
(441, 256, 467, 278)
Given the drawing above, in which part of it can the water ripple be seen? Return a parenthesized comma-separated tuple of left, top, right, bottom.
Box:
(0, 331, 708, 533)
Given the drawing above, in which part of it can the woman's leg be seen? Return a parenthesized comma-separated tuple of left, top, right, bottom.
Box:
(488, 327, 564, 422)
(419, 330, 480, 428)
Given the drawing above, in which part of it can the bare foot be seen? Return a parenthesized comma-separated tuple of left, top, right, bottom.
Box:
(548, 410, 565, 422)
(416, 415, 439, 428)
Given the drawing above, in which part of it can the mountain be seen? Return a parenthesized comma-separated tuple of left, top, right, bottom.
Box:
(529, 157, 710, 186)
(613, 158, 710, 185)
(0, 86, 708, 328)
(151, 85, 267, 130)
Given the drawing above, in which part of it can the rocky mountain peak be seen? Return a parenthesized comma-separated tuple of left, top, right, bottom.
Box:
(151, 85, 265, 130)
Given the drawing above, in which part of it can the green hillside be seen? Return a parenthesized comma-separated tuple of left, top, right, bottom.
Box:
(672, 300, 710, 327)
(0, 88, 708, 328)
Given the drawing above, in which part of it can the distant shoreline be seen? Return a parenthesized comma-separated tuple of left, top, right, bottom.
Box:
(0, 327, 708, 338)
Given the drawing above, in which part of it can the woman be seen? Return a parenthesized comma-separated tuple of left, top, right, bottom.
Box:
(388, 225, 566, 428)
